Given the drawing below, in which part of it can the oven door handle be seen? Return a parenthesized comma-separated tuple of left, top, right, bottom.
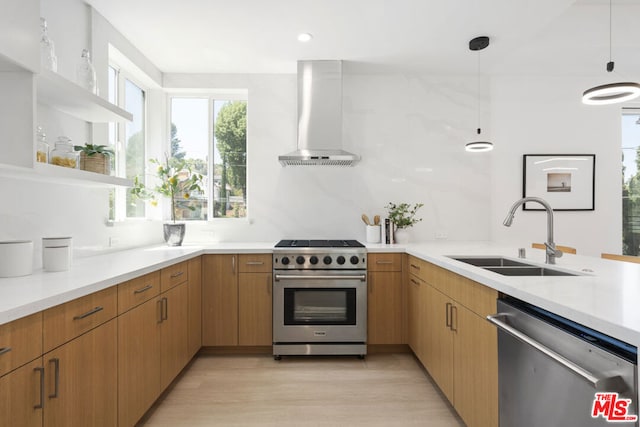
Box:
(274, 274, 366, 282)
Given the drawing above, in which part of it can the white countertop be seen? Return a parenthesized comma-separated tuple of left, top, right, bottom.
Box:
(1, 240, 639, 353)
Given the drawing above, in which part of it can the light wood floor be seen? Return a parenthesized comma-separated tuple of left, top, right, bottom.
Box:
(139, 353, 465, 426)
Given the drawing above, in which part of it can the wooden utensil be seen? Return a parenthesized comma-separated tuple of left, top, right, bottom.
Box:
(361, 214, 371, 225)
(373, 215, 380, 225)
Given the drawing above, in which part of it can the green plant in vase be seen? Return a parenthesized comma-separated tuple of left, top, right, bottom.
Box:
(74, 143, 114, 174)
(385, 202, 424, 243)
(131, 155, 204, 246)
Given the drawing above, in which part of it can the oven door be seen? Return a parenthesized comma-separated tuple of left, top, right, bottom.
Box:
(273, 271, 367, 343)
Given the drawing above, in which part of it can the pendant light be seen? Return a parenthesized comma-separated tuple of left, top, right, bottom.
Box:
(582, 0, 640, 105)
(466, 36, 493, 152)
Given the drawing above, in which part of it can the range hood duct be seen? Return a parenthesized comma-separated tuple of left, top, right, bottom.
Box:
(279, 60, 360, 167)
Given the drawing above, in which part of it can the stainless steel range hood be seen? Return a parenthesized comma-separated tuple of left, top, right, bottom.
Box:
(279, 60, 360, 167)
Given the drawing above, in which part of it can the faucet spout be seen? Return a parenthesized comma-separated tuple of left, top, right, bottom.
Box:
(502, 197, 562, 264)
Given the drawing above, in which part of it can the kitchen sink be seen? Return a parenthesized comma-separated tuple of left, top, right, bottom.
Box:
(449, 257, 531, 267)
(482, 266, 578, 277)
(448, 256, 580, 277)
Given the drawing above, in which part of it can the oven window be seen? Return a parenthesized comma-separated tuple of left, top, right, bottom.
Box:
(284, 288, 356, 325)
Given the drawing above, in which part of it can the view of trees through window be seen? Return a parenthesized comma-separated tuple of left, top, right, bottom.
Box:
(170, 97, 247, 220)
(622, 111, 640, 255)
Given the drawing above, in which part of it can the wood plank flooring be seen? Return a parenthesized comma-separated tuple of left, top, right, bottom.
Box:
(139, 353, 464, 426)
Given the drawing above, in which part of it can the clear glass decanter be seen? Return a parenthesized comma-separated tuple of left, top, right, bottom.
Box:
(76, 49, 98, 95)
(35, 125, 49, 164)
(40, 17, 58, 72)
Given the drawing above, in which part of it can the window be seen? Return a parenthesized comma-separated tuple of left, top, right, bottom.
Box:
(169, 96, 247, 220)
(108, 64, 147, 220)
(621, 110, 640, 255)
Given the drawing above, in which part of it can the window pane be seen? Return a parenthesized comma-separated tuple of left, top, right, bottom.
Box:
(125, 79, 145, 218)
(213, 100, 247, 218)
(622, 113, 640, 255)
(170, 98, 209, 220)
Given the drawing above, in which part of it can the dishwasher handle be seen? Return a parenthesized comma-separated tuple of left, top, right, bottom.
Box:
(487, 313, 626, 392)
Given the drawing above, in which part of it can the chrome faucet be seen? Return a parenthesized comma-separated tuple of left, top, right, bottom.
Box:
(503, 197, 562, 265)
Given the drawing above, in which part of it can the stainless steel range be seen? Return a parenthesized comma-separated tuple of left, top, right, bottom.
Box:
(272, 240, 367, 359)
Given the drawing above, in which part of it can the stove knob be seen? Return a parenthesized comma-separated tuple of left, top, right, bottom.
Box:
(350, 255, 360, 265)
(296, 256, 306, 265)
(337, 256, 345, 265)
(310, 256, 319, 265)
(281, 257, 290, 265)
(323, 256, 332, 265)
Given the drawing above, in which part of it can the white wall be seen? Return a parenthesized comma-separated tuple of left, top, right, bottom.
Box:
(164, 70, 493, 243)
(490, 75, 622, 257)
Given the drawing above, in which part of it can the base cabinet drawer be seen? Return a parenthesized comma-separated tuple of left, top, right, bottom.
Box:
(0, 312, 42, 377)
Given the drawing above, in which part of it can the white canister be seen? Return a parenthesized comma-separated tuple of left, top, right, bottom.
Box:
(0, 240, 33, 277)
(42, 237, 72, 272)
(366, 225, 381, 243)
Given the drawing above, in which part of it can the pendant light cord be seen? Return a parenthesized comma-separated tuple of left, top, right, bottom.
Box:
(607, 0, 614, 72)
(477, 50, 481, 135)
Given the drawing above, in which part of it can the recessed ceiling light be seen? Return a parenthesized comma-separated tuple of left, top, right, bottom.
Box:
(298, 33, 313, 42)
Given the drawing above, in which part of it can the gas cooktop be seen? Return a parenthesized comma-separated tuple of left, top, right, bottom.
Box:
(275, 240, 365, 248)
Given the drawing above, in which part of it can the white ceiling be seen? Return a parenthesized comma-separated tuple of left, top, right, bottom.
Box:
(85, 0, 640, 77)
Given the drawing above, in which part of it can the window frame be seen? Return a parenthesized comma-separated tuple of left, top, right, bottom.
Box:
(167, 92, 248, 222)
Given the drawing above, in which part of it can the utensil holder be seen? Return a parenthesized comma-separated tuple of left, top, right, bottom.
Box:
(366, 225, 381, 243)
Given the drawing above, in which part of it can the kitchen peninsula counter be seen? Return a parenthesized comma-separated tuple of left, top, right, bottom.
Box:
(0, 240, 638, 354)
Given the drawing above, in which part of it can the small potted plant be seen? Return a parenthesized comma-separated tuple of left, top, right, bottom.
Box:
(131, 155, 204, 246)
(74, 143, 114, 175)
(385, 202, 424, 243)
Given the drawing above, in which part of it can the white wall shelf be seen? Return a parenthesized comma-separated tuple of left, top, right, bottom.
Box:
(36, 69, 133, 123)
(0, 162, 133, 188)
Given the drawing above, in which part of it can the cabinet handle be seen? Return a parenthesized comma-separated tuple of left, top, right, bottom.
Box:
(451, 305, 458, 332)
(34, 366, 45, 409)
(410, 278, 419, 286)
(0, 347, 11, 356)
(445, 302, 452, 328)
(246, 261, 264, 265)
(232, 256, 236, 274)
(170, 271, 184, 279)
(157, 299, 163, 323)
(134, 284, 153, 294)
(376, 260, 394, 265)
(73, 306, 103, 320)
(410, 263, 420, 270)
(162, 297, 168, 321)
(48, 358, 59, 399)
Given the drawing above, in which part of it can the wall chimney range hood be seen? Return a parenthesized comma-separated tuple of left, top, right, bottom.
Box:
(279, 60, 360, 167)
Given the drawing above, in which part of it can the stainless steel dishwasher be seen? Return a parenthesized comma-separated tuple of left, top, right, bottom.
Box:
(488, 297, 638, 427)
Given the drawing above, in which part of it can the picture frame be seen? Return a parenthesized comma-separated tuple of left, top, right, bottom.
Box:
(522, 154, 595, 211)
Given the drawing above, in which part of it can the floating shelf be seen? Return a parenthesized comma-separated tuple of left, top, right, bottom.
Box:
(0, 163, 133, 188)
(36, 69, 133, 123)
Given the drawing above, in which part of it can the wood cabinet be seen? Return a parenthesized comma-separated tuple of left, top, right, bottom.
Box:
(203, 254, 273, 347)
(407, 256, 498, 427)
(367, 253, 403, 345)
(187, 256, 203, 358)
(117, 270, 163, 427)
(160, 282, 189, 390)
(202, 254, 238, 346)
(43, 318, 118, 427)
(0, 312, 42, 377)
(0, 358, 43, 427)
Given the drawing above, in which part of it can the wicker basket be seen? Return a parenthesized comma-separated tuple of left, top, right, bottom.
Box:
(79, 152, 110, 175)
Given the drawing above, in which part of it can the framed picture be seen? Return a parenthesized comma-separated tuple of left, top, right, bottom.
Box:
(522, 154, 595, 211)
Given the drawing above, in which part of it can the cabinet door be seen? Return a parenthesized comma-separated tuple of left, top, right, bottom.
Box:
(407, 275, 423, 358)
(160, 283, 189, 390)
(423, 285, 454, 403)
(238, 273, 272, 346)
(202, 255, 238, 346)
(453, 303, 498, 427)
(118, 298, 162, 427)
(44, 319, 117, 427)
(187, 256, 203, 357)
(368, 271, 403, 344)
(0, 358, 43, 427)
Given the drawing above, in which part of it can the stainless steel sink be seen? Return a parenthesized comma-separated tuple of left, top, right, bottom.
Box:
(448, 256, 580, 277)
(483, 266, 578, 277)
(449, 256, 532, 267)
